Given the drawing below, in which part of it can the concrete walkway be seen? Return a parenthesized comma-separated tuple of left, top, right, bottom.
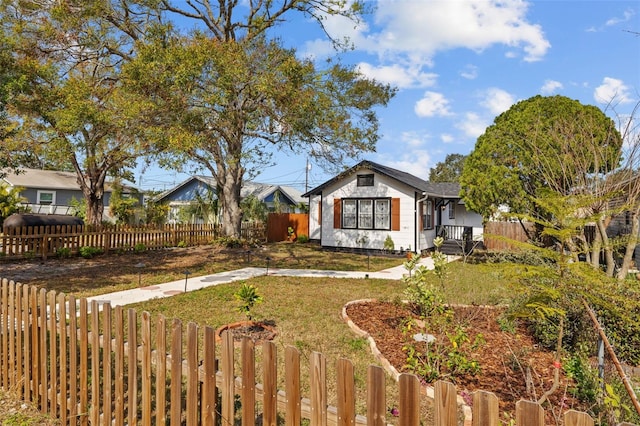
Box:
(86, 256, 440, 309)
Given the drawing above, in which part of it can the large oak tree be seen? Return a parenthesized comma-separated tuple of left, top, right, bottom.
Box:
(126, 1, 395, 237)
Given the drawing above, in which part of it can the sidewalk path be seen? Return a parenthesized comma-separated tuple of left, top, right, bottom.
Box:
(86, 256, 441, 309)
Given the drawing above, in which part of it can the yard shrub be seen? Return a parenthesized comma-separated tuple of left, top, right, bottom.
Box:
(401, 250, 483, 383)
(134, 243, 146, 253)
(296, 234, 309, 243)
(234, 282, 263, 320)
(55, 247, 72, 258)
(79, 246, 103, 259)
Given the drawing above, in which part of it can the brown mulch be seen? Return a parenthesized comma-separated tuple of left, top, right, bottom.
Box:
(345, 300, 582, 418)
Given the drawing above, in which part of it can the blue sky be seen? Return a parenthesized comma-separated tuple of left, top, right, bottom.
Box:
(135, 0, 640, 193)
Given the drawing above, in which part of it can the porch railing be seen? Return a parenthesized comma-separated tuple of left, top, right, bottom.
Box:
(435, 225, 472, 242)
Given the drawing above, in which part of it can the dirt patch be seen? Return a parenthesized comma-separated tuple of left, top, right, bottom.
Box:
(345, 300, 582, 420)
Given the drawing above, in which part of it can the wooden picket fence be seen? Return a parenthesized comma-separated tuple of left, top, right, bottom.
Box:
(1, 279, 634, 426)
(0, 222, 266, 259)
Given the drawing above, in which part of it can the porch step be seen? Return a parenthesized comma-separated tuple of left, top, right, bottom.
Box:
(440, 240, 465, 255)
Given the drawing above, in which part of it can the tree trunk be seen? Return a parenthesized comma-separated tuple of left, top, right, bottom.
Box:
(617, 209, 640, 280)
(596, 217, 615, 277)
(84, 190, 105, 227)
(219, 165, 243, 238)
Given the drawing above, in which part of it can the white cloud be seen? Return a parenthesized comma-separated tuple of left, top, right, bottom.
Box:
(460, 64, 478, 80)
(400, 130, 428, 148)
(441, 134, 454, 144)
(457, 112, 489, 138)
(377, 150, 432, 180)
(415, 91, 453, 118)
(594, 77, 634, 105)
(356, 62, 438, 89)
(541, 79, 563, 95)
(605, 8, 635, 26)
(480, 88, 515, 115)
(368, 0, 550, 62)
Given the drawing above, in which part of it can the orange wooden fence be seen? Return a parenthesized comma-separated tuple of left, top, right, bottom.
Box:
(267, 213, 309, 242)
(1, 278, 634, 425)
(0, 222, 266, 259)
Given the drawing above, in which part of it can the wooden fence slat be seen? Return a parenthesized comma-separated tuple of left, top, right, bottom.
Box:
(141, 311, 152, 426)
(79, 298, 88, 426)
(310, 351, 327, 426)
(564, 409, 595, 426)
(90, 300, 100, 425)
(8, 282, 15, 389)
(472, 390, 499, 426)
(516, 399, 544, 426)
(15, 284, 23, 400)
(336, 358, 356, 426)
(22, 284, 30, 403)
(186, 322, 198, 426)
(29, 287, 39, 407)
(170, 319, 182, 426)
(2, 279, 8, 390)
(114, 306, 125, 426)
(367, 366, 386, 426)
(128, 308, 138, 426)
(39, 288, 47, 412)
(241, 338, 254, 426)
(434, 381, 457, 426)
(58, 293, 68, 424)
(221, 330, 236, 426)
(103, 303, 113, 426)
(68, 295, 78, 426)
(398, 374, 419, 426)
(202, 326, 217, 426)
(263, 340, 278, 426)
(49, 291, 57, 417)
(285, 346, 301, 426)
(155, 315, 167, 426)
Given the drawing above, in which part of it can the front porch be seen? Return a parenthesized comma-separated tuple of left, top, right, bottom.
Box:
(435, 225, 475, 255)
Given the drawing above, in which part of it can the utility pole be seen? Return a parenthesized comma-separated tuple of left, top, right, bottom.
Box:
(305, 158, 311, 192)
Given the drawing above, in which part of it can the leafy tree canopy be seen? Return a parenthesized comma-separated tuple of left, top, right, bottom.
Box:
(428, 153, 467, 183)
(460, 95, 622, 220)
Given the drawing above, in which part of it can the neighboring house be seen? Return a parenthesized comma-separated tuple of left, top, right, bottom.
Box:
(303, 160, 483, 254)
(1, 168, 142, 221)
(154, 176, 306, 224)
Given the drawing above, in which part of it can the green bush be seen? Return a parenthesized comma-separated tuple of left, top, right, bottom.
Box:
(55, 247, 72, 258)
(214, 236, 243, 248)
(177, 240, 188, 248)
(134, 243, 146, 253)
(296, 234, 309, 243)
(79, 246, 103, 259)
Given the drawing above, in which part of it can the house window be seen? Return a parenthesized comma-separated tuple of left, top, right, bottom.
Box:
(357, 174, 374, 187)
(342, 198, 390, 230)
(422, 200, 433, 230)
(449, 202, 455, 220)
(37, 190, 56, 206)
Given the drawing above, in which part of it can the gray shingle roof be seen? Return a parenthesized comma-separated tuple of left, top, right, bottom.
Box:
(2, 168, 136, 192)
(303, 160, 461, 198)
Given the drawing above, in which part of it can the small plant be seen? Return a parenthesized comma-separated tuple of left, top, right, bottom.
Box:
(296, 234, 309, 243)
(234, 282, 263, 320)
(79, 246, 103, 259)
(177, 240, 187, 248)
(383, 234, 395, 252)
(23, 250, 36, 259)
(55, 247, 72, 258)
(134, 243, 146, 253)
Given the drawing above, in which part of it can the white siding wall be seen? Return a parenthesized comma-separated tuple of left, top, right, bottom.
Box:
(319, 172, 417, 251)
(308, 194, 322, 240)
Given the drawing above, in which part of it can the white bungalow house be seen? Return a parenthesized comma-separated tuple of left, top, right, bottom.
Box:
(303, 160, 483, 254)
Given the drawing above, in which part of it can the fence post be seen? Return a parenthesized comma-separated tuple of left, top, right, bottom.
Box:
(472, 390, 499, 426)
(398, 374, 419, 426)
(434, 381, 457, 426)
